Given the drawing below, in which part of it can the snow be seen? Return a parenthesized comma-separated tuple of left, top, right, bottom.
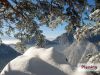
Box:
(71, 67, 95, 75)
(64, 40, 99, 66)
(89, 9, 100, 18)
(88, 53, 100, 63)
(0, 25, 100, 75)
(89, 9, 100, 21)
(0, 46, 72, 75)
(72, 70, 87, 75)
(79, 43, 98, 63)
(87, 53, 100, 72)
(3, 46, 96, 75)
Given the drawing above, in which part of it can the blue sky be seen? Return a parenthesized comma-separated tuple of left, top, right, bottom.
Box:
(40, 22, 67, 40)
(1, 22, 66, 41)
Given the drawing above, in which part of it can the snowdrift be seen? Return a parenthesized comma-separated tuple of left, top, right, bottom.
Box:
(0, 47, 72, 75)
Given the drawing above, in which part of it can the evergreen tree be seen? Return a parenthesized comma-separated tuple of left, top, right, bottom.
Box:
(0, 0, 99, 46)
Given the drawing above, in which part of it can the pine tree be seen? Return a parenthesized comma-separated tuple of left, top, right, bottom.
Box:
(0, 0, 98, 46)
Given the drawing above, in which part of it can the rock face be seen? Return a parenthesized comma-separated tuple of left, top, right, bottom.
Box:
(23, 31, 100, 67)
(40, 31, 99, 67)
(53, 33, 74, 45)
(45, 31, 100, 67)
(0, 47, 72, 75)
(0, 44, 21, 71)
(45, 33, 74, 55)
(64, 40, 99, 66)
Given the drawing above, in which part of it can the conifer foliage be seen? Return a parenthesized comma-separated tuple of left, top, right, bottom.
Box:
(0, 0, 99, 47)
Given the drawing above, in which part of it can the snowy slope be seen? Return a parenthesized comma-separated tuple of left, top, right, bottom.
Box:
(64, 40, 99, 66)
(64, 40, 88, 66)
(21, 30, 100, 67)
(12, 27, 99, 68)
(0, 47, 72, 75)
(63, 23, 100, 66)
(0, 33, 99, 75)
(79, 43, 99, 63)
(0, 44, 21, 71)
